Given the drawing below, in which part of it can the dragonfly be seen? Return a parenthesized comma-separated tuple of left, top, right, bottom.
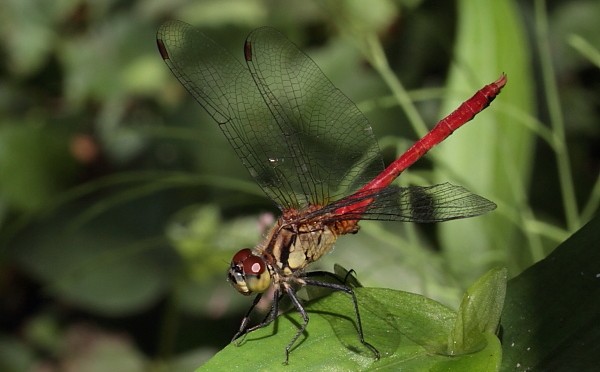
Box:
(157, 20, 506, 364)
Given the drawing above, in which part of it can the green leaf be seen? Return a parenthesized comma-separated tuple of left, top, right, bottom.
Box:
(200, 277, 503, 371)
(0, 123, 77, 211)
(0, 0, 77, 76)
(7, 197, 180, 316)
(0, 336, 35, 372)
(449, 267, 507, 354)
(500, 214, 600, 371)
(437, 0, 536, 285)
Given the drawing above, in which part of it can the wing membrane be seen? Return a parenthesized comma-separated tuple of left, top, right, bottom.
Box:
(244, 27, 384, 206)
(157, 21, 384, 209)
(296, 183, 497, 223)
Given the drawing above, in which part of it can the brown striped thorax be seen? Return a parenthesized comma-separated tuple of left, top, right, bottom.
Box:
(227, 206, 349, 296)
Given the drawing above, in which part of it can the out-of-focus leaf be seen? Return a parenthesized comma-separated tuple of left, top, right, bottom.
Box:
(174, 0, 268, 27)
(59, 16, 156, 107)
(167, 205, 263, 281)
(321, 0, 399, 35)
(55, 324, 147, 372)
(0, 0, 79, 76)
(0, 123, 77, 212)
(0, 336, 35, 372)
(7, 195, 180, 316)
(167, 205, 266, 316)
(437, 0, 535, 286)
(551, 1, 600, 72)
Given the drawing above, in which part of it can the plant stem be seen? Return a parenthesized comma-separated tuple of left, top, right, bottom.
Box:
(534, 0, 580, 231)
(363, 34, 429, 138)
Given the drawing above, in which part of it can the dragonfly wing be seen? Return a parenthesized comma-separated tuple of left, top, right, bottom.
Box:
(157, 21, 315, 209)
(317, 183, 496, 223)
(243, 27, 384, 207)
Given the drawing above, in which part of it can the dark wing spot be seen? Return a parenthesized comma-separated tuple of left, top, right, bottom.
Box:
(408, 187, 437, 221)
(244, 41, 253, 61)
(156, 39, 170, 60)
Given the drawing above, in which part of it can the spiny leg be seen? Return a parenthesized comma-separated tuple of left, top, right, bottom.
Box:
(341, 269, 358, 285)
(232, 293, 262, 344)
(232, 289, 281, 344)
(240, 289, 282, 336)
(303, 277, 380, 360)
(306, 269, 356, 286)
(282, 284, 309, 365)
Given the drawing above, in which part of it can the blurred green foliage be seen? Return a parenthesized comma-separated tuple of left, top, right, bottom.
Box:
(0, 0, 598, 370)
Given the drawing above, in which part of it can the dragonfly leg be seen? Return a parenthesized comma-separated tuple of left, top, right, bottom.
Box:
(232, 289, 281, 344)
(282, 284, 309, 365)
(231, 293, 262, 344)
(303, 278, 380, 360)
(305, 269, 357, 285)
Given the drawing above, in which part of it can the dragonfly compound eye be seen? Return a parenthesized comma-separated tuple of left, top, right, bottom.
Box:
(228, 249, 271, 295)
(242, 255, 271, 293)
(232, 248, 253, 264)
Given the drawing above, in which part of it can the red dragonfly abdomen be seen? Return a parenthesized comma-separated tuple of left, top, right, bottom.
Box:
(334, 74, 507, 217)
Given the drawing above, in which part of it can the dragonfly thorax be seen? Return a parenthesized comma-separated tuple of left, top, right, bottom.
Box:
(262, 216, 341, 272)
(227, 215, 341, 295)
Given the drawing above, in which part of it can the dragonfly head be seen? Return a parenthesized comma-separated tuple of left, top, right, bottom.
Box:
(227, 248, 271, 295)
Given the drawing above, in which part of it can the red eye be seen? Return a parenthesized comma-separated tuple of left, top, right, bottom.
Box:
(232, 248, 253, 265)
(243, 255, 266, 275)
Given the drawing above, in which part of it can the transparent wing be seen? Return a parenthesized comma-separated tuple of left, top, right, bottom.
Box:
(297, 183, 496, 223)
(243, 27, 384, 207)
(157, 21, 384, 209)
